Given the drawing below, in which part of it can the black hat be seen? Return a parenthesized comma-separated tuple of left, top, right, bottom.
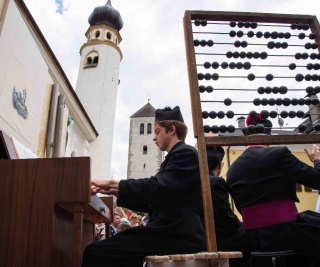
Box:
(155, 106, 184, 122)
(206, 146, 225, 169)
(242, 114, 273, 135)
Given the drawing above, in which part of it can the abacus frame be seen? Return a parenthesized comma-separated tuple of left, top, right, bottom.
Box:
(183, 10, 320, 254)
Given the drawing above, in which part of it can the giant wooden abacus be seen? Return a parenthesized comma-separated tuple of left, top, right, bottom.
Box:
(183, 10, 320, 257)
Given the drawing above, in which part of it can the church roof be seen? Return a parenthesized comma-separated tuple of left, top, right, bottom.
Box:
(88, 0, 123, 31)
(131, 102, 156, 118)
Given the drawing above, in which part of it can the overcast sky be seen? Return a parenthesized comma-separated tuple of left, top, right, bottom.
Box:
(23, 0, 320, 179)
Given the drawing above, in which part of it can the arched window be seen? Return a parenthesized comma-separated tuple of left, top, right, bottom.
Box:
(95, 31, 100, 38)
(106, 32, 112, 40)
(93, 56, 99, 66)
(86, 57, 92, 67)
(84, 51, 99, 68)
(143, 146, 147, 155)
(140, 123, 144, 134)
(147, 123, 152, 134)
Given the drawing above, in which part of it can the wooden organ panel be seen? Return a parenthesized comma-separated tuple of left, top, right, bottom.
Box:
(183, 11, 320, 252)
(0, 157, 112, 267)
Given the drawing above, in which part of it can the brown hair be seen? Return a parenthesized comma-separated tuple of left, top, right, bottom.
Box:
(155, 120, 188, 141)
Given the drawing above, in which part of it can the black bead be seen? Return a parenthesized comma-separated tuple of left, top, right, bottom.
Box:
(218, 111, 225, 119)
(204, 62, 211, 69)
(229, 30, 237, 37)
(204, 125, 211, 133)
(243, 62, 251, 70)
(194, 39, 200, 46)
(257, 87, 265, 94)
(267, 41, 275, 49)
(237, 31, 244, 37)
(291, 98, 299, 106)
(256, 31, 263, 38)
(244, 21, 251, 28)
(229, 21, 237, 27)
(247, 31, 254, 38)
(260, 52, 268, 59)
(234, 40, 241, 47)
(241, 41, 248, 48)
(306, 63, 314, 70)
(280, 111, 288, 118)
(207, 40, 214, 47)
(238, 21, 244, 28)
(306, 86, 314, 94)
(253, 98, 261, 106)
(266, 74, 273, 81)
(295, 74, 304, 82)
(295, 53, 302, 60)
(249, 110, 257, 118)
(289, 63, 296, 70)
(275, 42, 282, 49)
(221, 62, 229, 69)
(312, 74, 318, 81)
(296, 110, 305, 118)
(264, 31, 271, 38)
(298, 124, 307, 132)
(268, 98, 276, 106)
(200, 40, 206, 47)
(315, 86, 320, 93)
(224, 98, 232, 106)
(246, 52, 253, 59)
(275, 98, 283, 105)
(311, 43, 318, 49)
(305, 43, 312, 49)
(284, 32, 291, 39)
(236, 62, 243, 69)
(289, 111, 296, 118)
(206, 86, 214, 93)
(281, 42, 288, 49)
(314, 124, 320, 131)
(194, 20, 201, 26)
(302, 24, 310, 31)
(226, 110, 234, 118)
(270, 110, 278, 118)
(240, 51, 247, 58)
(309, 33, 316, 40)
(226, 51, 233, 58)
(202, 111, 209, 119)
(283, 98, 291, 106)
(198, 73, 204, 80)
(251, 22, 258, 29)
(260, 110, 269, 118)
(279, 86, 288, 94)
(227, 125, 236, 133)
(200, 20, 207, 26)
(219, 125, 227, 133)
(298, 33, 306, 39)
(199, 85, 206, 93)
(305, 74, 312, 81)
(298, 98, 305, 105)
(211, 73, 219, 80)
(204, 73, 212, 80)
(290, 23, 297, 30)
(212, 62, 219, 69)
(272, 86, 279, 94)
(271, 31, 278, 39)
(253, 52, 260, 59)
(302, 53, 309, 59)
(261, 98, 268, 106)
(248, 73, 255, 81)
(229, 62, 236, 69)
(209, 111, 217, 119)
(310, 53, 317, 60)
(256, 124, 265, 133)
(312, 98, 320, 105)
(305, 98, 312, 105)
(211, 125, 220, 133)
(233, 51, 240, 58)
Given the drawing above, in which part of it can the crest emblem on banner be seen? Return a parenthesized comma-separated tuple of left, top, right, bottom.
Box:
(12, 87, 28, 119)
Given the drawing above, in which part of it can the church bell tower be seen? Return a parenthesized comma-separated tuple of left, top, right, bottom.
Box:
(75, 0, 123, 179)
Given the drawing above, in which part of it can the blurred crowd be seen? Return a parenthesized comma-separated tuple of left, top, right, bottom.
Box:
(94, 206, 149, 241)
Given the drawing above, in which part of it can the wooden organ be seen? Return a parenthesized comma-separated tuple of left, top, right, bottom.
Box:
(183, 10, 320, 258)
(0, 131, 113, 267)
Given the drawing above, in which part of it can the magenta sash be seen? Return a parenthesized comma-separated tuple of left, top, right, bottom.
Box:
(241, 199, 298, 230)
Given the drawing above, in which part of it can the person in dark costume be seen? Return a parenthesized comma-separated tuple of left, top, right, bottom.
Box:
(82, 106, 206, 267)
(206, 146, 250, 267)
(226, 114, 320, 265)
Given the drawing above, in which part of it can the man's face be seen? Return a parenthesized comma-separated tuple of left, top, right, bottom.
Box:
(113, 215, 121, 227)
(153, 123, 172, 152)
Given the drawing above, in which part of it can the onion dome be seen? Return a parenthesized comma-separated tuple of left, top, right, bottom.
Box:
(88, 0, 123, 31)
